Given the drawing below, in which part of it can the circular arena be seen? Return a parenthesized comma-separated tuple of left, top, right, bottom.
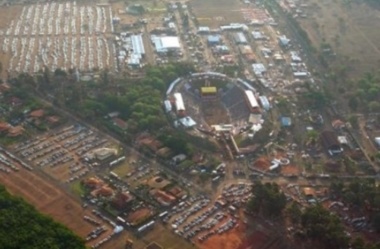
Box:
(165, 72, 270, 136)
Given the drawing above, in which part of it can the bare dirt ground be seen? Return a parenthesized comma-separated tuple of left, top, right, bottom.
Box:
(281, 164, 299, 174)
(0, 169, 93, 237)
(198, 221, 247, 249)
(105, 223, 197, 249)
(237, 230, 268, 249)
(297, 0, 380, 76)
(252, 157, 271, 171)
(126, 207, 153, 224)
(191, 0, 245, 28)
(201, 101, 230, 125)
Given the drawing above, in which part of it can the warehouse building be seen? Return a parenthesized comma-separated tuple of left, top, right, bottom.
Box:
(207, 35, 221, 46)
(233, 32, 248, 44)
(151, 36, 181, 53)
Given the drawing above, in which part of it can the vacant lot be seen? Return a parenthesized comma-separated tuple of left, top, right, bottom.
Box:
(198, 220, 247, 249)
(191, 0, 244, 27)
(0, 168, 93, 237)
(126, 207, 154, 225)
(105, 223, 198, 249)
(298, 0, 380, 76)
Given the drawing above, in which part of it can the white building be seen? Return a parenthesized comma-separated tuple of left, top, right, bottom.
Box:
(152, 36, 181, 53)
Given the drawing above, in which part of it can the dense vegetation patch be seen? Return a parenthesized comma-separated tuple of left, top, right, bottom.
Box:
(0, 185, 86, 249)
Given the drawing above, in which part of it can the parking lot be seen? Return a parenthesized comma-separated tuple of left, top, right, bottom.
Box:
(11, 123, 114, 182)
(159, 192, 244, 248)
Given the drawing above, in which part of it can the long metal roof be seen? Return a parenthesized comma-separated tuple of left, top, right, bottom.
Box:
(174, 93, 185, 111)
(245, 90, 259, 108)
(131, 35, 145, 55)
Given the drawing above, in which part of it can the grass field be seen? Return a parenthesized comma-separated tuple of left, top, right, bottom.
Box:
(191, 0, 245, 28)
(297, 0, 380, 77)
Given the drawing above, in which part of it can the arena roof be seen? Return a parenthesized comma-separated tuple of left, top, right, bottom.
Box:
(174, 93, 185, 111)
(245, 90, 259, 109)
(201, 87, 217, 94)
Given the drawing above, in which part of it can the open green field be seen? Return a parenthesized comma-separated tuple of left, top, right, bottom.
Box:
(191, 0, 245, 28)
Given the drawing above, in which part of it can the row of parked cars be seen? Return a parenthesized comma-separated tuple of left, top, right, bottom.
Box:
(19, 141, 53, 158)
(84, 215, 101, 226)
(198, 218, 238, 242)
(171, 198, 210, 227)
(179, 204, 219, 240)
(86, 226, 107, 241)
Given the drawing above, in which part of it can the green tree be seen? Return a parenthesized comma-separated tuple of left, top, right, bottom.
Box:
(368, 101, 380, 112)
(286, 201, 302, 224)
(301, 204, 349, 248)
(0, 185, 86, 249)
(247, 182, 287, 218)
(348, 96, 359, 111)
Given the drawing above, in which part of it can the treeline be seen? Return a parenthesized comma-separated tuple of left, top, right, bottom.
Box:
(347, 71, 380, 113)
(330, 178, 380, 231)
(0, 185, 86, 249)
(247, 181, 380, 249)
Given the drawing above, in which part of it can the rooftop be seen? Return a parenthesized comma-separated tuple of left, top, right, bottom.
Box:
(30, 109, 45, 118)
(320, 130, 340, 151)
(281, 117, 292, 127)
(201, 87, 217, 94)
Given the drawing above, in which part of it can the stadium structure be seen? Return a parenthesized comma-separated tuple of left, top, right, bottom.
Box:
(164, 72, 271, 158)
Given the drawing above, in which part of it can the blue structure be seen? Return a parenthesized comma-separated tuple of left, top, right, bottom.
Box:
(278, 35, 290, 47)
(207, 35, 220, 45)
(281, 117, 292, 127)
(259, 96, 271, 111)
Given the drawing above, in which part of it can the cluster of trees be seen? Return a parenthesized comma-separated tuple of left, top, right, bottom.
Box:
(247, 180, 380, 249)
(0, 185, 86, 249)
(348, 72, 380, 112)
(284, 179, 380, 249)
(157, 131, 193, 156)
(298, 204, 349, 248)
(288, 203, 380, 249)
(330, 178, 380, 231)
(101, 84, 167, 132)
(76, 63, 195, 133)
(247, 181, 287, 218)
